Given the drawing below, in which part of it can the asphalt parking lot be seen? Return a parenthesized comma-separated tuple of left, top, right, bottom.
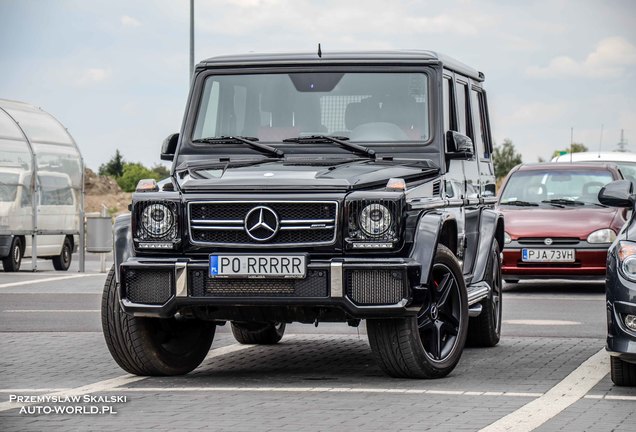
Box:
(1, 255, 635, 431)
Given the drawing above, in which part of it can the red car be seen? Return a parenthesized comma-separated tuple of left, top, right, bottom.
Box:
(497, 163, 626, 283)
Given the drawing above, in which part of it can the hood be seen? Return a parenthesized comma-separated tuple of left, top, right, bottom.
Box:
(177, 158, 439, 192)
(499, 205, 620, 239)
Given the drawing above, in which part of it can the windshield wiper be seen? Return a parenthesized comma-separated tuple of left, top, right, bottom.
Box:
(192, 136, 284, 158)
(500, 200, 539, 207)
(282, 135, 376, 159)
(541, 198, 585, 206)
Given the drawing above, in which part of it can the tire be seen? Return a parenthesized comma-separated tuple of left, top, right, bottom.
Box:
(101, 266, 215, 376)
(52, 237, 72, 271)
(610, 356, 636, 386)
(2, 237, 22, 272)
(231, 321, 286, 345)
(367, 245, 469, 379)
(467, 242, 502, 347)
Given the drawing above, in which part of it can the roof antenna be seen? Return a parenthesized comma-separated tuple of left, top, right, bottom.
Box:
(317, 43, 322, 58)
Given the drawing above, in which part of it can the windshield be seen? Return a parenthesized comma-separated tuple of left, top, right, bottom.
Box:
(616, 162, 636, 182)
(192, 72, 430, 144)
(0, 173, 19, 202)
(500, 169, 614, 206)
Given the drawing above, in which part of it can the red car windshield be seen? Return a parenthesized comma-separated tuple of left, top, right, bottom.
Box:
(500, 169, 614, 206)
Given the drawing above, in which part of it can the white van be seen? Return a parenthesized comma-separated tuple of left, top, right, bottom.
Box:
(0, 167, 78, 271)
(552, 151, 636, 181)
(0, 99, 83, 272)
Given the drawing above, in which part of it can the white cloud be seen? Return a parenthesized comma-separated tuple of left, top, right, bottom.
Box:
(501, 101, 568, 126)
(77, 68, 112, 86)
(527, 36, 636, 79)
(121, 15, 142, 28)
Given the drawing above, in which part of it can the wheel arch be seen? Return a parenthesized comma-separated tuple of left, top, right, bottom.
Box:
(113, 214, 134, 284)
(410, 211, 457, 286)
(469, 208, 504, 284)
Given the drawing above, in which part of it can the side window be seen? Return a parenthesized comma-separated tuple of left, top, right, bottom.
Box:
(442, 76, 457, 133)
(480, 91, 494, 157)
(20, 175, 32, 207)
(455, 81, 469, 136)
(470, 88, 487, 160)
(194, 80, 220, 139)
(39, 175, 73, 206)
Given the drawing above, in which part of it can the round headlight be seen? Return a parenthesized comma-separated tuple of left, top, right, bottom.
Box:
(622, 256, 636, 279)
(359, 204, 392, 236)
(587, 228, 616, 244)
(504, 232, 512, 244)
(141, 203, 174, 237)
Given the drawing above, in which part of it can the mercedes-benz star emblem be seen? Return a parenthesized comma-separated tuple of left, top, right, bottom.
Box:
(544, 238, 553, 245)
(245, 206, 279, 242)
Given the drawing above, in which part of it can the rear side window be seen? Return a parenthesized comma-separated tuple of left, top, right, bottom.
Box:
(470, 88, 487, 159)
(455, 81, 469, 136)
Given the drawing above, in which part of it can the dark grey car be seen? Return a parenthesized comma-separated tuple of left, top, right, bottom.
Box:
(598, 180, 636, 386)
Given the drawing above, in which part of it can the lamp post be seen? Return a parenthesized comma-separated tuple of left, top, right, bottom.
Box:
(190, 0, 194, 80)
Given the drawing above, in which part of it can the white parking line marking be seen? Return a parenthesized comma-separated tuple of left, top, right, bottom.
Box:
(2, 310, 100, 313)
(505, 295, 602, 301)
(0, 389, 70, 393)
(111, 386, 544, 398)
(588, 394, 636, 401)
(0, 343, 251, 412)
(0, 375, 144, 413)
(503, 319, 581, 326)
(479, 348, 608, 432)
(0, 274, 102, 289)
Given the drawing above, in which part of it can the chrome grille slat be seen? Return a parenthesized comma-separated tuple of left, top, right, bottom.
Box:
(188, 201, 338, 247)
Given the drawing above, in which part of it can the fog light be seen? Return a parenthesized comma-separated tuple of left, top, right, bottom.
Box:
(625, 314, 636, 331)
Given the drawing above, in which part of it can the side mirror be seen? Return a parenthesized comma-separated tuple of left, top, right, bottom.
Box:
(446, 131, 474, 160)
(161, 133, 179, 161)
(598, 180, 635, 207)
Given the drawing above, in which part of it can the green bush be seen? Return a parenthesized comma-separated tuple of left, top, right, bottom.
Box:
(116, 163, 161, 192)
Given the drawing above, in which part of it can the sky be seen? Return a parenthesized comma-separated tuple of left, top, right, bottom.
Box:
(1, 0, 635, 170)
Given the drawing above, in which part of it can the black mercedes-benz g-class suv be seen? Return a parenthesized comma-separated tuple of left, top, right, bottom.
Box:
(102, 50, 504, 379)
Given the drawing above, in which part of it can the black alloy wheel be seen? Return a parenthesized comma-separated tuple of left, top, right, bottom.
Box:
(367, 245, 468, 379)
(417, 262, 462, 362)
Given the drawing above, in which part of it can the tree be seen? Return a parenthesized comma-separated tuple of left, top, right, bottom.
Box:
(151, 163, 170, 179)
(551, 143, 588, 160)
(492, 138, 522, 179)
(98, 150, 125, 178)
(117, 162, 161, 192)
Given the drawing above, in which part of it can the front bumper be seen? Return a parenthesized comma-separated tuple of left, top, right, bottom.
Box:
(118, 257, 423, 319)
(606, 263, 636, 362)
(502, 245, 608, 279)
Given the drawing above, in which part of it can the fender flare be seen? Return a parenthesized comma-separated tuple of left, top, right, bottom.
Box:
(410, 211, 456, 286)
(469, 208, 504, 284)
(113, 214, 133, 284)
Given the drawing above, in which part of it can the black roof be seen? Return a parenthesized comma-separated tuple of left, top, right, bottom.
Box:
(198, 50, 484, 82)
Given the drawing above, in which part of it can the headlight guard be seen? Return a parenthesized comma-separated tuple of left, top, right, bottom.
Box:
(132, 200, 180, 249)
(345, 192, 404, 250)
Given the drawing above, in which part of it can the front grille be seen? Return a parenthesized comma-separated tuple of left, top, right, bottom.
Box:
(517, 237, 580, 245)
(346, 269, 406, 305)
(122, 268, 173, 304)
(189, 269, 328, 297)
(189, 201, 338, 247)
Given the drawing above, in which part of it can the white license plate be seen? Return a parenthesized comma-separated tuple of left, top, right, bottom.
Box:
(521, 249, 575, 262)
(209, 255, 306, 278)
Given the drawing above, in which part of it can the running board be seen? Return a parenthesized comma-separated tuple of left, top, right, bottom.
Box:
(466, 281, 491, 306)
